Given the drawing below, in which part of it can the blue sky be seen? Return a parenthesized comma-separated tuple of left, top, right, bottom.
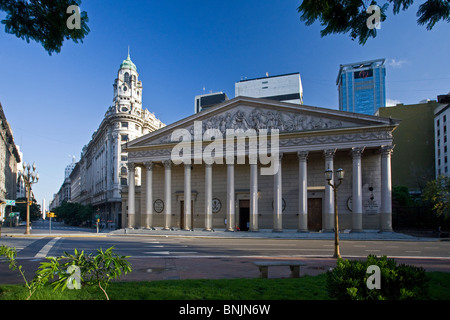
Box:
(0, 1, 449, 209)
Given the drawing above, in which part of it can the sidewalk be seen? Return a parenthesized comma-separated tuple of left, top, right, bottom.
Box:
(109, 227, 436, 241)
(1, 224, 439, 240)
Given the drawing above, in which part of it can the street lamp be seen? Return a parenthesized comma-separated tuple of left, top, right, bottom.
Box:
(325, 167, 344, 258)
(18, 162, 39, 235)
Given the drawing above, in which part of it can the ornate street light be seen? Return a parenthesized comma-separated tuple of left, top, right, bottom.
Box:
(325, 167, 344, 258)
(18, 162, 39, 235)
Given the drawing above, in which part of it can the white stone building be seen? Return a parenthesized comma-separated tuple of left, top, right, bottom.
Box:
(122, 96, 398, 233)
(68, 54, 164, 228)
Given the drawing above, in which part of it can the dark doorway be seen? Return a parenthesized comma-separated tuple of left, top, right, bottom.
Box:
(308, 198, 322, 231)
(180, 200, 194, 230)
(239, 200, 250, 231)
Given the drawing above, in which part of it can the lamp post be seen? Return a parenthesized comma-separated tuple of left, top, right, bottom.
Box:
(18, 162, 39, 235)
(325, 167, 344, 258)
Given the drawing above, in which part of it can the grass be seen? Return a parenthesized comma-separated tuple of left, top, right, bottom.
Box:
(0, 272, 449, 300)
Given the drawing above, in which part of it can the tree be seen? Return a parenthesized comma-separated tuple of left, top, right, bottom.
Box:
(13, 197, 41, 222)
(53, 201, 93, 226)
(0, 0, 89, 55)
(297, 0, 450, 45)
(422, 175, 450, 217)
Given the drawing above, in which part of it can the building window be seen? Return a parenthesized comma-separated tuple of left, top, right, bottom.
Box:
(121, 155, 128, 161)
(121, 178, 127, 186)
(122, 122, 128, 128)
(121, 134, 129, 142)
(124, 72, 130, 83)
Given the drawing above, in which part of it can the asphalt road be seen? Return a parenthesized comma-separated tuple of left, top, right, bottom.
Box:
(0, 233, 449, 284)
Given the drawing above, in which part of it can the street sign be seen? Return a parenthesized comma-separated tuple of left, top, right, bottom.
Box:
(9, 212, 19, 217)
(5, 200, 15, 206)
(48, 212, 56, 218)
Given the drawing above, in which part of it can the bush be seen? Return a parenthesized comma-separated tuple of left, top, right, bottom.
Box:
(326, 255, 429, 300)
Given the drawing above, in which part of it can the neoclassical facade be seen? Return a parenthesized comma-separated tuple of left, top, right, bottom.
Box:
(122, 97, 398, 232)
(68, 55, 164, 228)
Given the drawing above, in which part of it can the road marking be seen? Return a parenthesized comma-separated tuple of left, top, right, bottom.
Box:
(35, 237, 61, 258)
(405, 251, 421, 253)
(365, 250, 380, 252)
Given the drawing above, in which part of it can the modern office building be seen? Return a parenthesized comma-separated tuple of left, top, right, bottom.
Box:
(337, 59, 386, 115)
(235, 73, 303, 105)
(195, 92, 229, 113)
(376, 101, 437, 192)
(435, 93, 450, 178)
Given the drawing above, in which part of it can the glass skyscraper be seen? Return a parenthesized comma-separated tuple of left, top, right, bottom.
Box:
(337, 59, 386, 115)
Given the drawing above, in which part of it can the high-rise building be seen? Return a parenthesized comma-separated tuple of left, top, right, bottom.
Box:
(337, 59, 386, 115)
(235, 73, 303, 104)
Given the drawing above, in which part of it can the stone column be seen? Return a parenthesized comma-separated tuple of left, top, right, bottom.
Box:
(184, 164, 192, 231)
(352, 147, 365, 232)
(127, 163, 136, 229)
(204, 164, 213, 231)
(324, 149, 336, 232)
(144, 161, 154, 229)
(298, 151, 309, 232)
(163, 160, 172, 230)
(273, 153, 283, 232)
(380, 145, 394, 232)
(226, 163, 235, 231)
(249, 163, 259, 232)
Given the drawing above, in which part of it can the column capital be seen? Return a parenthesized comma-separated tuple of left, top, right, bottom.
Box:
(351, 146, 365, 159)
(184, 163, 192, 169)
(297, 150, 309, 161)
(145, 161, 154, 170)
(127, 162, 135, 171)
(380, 145, 395, 157)
(163, 159, 172, 169)
(323, 148, 336, 160)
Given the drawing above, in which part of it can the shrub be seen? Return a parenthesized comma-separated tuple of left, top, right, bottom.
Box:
(326, 255, 429, 300)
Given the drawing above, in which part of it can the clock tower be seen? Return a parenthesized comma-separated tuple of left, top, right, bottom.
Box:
(113, 52, 143, 114)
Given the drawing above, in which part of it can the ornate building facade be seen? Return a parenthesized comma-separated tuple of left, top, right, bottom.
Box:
(67, 54, 164, 228)
(0, 103, 21, 220)
(122, 96, 398, 233)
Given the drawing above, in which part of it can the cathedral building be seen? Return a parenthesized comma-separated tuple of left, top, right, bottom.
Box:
(68, 54, 164, 228)
(122, 96, 398, 233)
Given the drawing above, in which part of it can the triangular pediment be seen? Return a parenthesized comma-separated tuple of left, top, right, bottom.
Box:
(127, 96, 397, 149)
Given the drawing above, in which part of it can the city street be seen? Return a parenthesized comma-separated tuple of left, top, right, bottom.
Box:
(0, 221, 449, 284)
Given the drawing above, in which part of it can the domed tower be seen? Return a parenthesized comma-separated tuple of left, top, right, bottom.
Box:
(113, 52, 143, 114)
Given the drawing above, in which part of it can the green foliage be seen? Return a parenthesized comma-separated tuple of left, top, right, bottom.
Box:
(326, 255, 429, 300)
(35, 246, 132, 300)
(393, 185, 414, 206)
(13, 197, 41, 222)
(422, 175, 450, 217)
(0, 244, 131, 300)
(0, 245, 41, 299)
(53, 201, 93, 226)
(297, 0, 450, 45)
(0, 0, 90, 55)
